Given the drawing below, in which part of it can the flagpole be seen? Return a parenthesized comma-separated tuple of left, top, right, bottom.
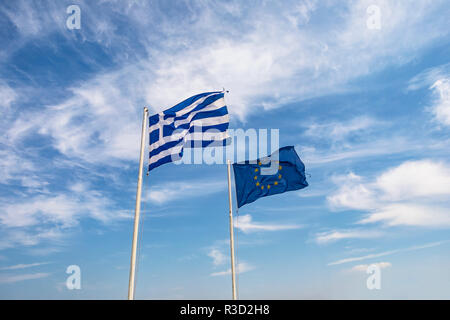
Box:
(128, 106, 148, 300)
(227, 160, 237, 300)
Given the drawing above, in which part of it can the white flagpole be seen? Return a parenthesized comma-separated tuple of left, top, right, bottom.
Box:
(128, 106, 148, 300)
(227, 160, 237, 300)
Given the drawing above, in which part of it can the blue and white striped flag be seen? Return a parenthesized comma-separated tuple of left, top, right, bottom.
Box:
(148, 91, 230, 171)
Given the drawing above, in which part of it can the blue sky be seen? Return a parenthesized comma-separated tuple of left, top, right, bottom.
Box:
(0, 0, 450, 299)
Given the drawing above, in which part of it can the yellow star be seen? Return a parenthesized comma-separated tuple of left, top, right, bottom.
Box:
(255, 168, 259, 172)
(258, 161, 262, 165)
(267, 185, 271, 189)
(274, 181, 278, 185)
(279, 165, 282, 170)
(278, 174, 282, 179)
(256, 182, 260, 186)
(261, 185, 264, 190)
(254, 176, 257, 180)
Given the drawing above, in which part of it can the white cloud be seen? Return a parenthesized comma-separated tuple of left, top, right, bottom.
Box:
(375, 160, 450, 200)
(234, 214, 302, 233)
(0, 272, 50, 284)
(304, 116, 381, 142)
(1, 1, 43, 36)
(25, 247, 62, 256)
(287, 0, 317, 26)
(0, 183, 130, 250)
(407, 63, 450, 126)
(0, 148, 50, 192)
(430, 79, 450, 126)
(1, 0, 131, 49)
(0, 228, 64, 251)
(19, 70, 146, 163)
(0, 262, 51, 271)
(328, 173, 377, 210)
(4, 1, 450, 165)
(210, 261, 254, 277)
(207, 241, 257, 277)
(0, 83, 16, 109)
(329, 240, 446, 266)
(0, 149, 36, 184)
(328, 160, 450, 227)
(207, 246, 254, 276)
(1, 195, 79, 228)
(359, 204, 450, 227)
(315, 229, 384, 244)
(146, 180, 226, 205)
(0, 189, 122, 229)
(145, 1, 450, 120)
(407, 63, 450, 91)
(208, 249, 226, 266)
(351, 261, 391, 272)
(299, 136, 416, 166)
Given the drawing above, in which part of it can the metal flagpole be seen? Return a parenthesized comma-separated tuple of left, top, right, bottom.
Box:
(128, 107, 149, 300)
(227, 160, 237, 300)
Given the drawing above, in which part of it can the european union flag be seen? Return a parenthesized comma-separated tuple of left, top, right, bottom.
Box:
(232, 146, 308, 208)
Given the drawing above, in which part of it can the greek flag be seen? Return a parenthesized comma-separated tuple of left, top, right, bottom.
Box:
(148, 91, 230, 171)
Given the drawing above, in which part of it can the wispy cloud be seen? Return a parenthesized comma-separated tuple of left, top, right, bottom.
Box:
(350, 261, 391, 272)
(0, 182, 129, 250)
(407, 62, 450, 91)
(303, 116, 382, 142)
(315, 229, 384, 244)
(25, 247, 63, 257)
(429, 79, 450, 126)
(208, 249, 227, 266)
(0, 149, 40, 188)
(145, 1, 450, 120)
(359, 204, 450, 227)
(146, 180, 226, 205)
(210, 262, 254, 277)
(0, 262, 51, 271)
(5, 0, 450, 167)
(0, 228, 65, 251)
(6, 70, 147, 164)
(0, 82, 16, 109)
(207, 244, 255, 277)
(0, 272, 51, 284)
(408, 62, 450, 126)
(234, 214, 302, 233)
(299, 136, 418, 166)
(329, 240, 447, 266)
(0, 189, 126, 229)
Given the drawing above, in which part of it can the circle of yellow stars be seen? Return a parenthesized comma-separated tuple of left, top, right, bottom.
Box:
(254, 161, 282, 190)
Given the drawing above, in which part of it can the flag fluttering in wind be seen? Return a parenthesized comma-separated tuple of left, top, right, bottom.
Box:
(148, 91, 229, 171)
(232, 146, 308, 208)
